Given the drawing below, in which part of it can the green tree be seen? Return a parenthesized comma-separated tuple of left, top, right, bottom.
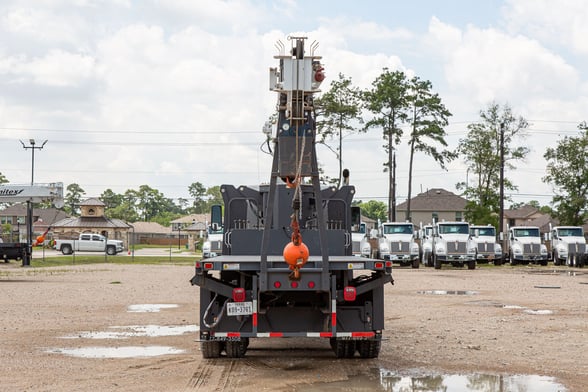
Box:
(355, 199, 387, 223)
(108, 189, 139, 222)
(0, 172, 8, 184)
(188, 182, 207, 213)
(456, 103, 530, 227)
(315, 73, 363, 188)
(405, 76, 455, 221)
(64, 183, 86, 216)
(205, 186, 223, 211)
(136, 184, 171, 221)
(363, 69, 409, 221)
(100, 189, 123, 210)
(543, 122, 588, 225)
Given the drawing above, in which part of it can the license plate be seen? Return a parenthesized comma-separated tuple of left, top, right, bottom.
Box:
(348, 262, 365, 270)
(227, 302, 253, 316)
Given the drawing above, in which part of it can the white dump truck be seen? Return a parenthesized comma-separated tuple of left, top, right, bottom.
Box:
(549, 225, 586, 267)
(506, 226, 548, 265)
(432, 221, 477, 269)
(378, 222, 420, 268)
(469, 224, 503, 266)
(54, 233, 124, 255)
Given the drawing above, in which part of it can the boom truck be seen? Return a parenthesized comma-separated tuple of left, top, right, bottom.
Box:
(190, 37, 393, 359)
(0, 183, 64, 264)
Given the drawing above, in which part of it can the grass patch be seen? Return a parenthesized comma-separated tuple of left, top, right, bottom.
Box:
(30, 255, 197, 268)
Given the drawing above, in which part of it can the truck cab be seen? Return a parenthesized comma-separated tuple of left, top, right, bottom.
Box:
(469, 225, 503, 265)
(549, 225, 586, 267)
(432, 221, 476, 269)
(507, 226, 548, 265)
(378, 222, 420, 268)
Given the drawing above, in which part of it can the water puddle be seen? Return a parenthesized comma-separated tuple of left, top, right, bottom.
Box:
(523, 309, 554, 315)
(46, 346, 185, 358)
(418, 290, 479, 296)
(527, 269, 587, 276)
(127, 304, 178, 312)
(298, 368, 567, 391)
(61, 324, 199, 339)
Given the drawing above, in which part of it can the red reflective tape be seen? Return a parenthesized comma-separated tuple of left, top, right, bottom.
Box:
(227, 332, 241, 337)
(351, 332, 375, 338)
(320, 332, 333, 338)
(269, 332, 283, 337)
(253, 312, 258, 327)
(332, 313, 336, 327)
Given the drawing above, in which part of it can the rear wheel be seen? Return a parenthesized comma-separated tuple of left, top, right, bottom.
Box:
(332, 339, 355, 358)
(434, 254, 441, 270)
(358, 339, 381, 358)
(225, 339, 248, 358)
(468, 260, 476, 270)
(201, 341, 221, 358)
(61, 244, 72, 255)
(412, 258, 419, 269)
(106, 246, 117, 255)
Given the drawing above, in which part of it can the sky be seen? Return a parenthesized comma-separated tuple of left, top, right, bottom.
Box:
(1, 0, 587, 209)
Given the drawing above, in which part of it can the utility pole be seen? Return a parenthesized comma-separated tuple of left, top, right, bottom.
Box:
(499, 123, 505, 249)
(20, 139, 47, 267)
(391, 151, 396, 222)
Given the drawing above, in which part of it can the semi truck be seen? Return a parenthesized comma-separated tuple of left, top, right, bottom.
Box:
(378, 222, 420, 268)
(549, 225, 586, 267)
(506, 226, 548, 265)
(432, 221, 476, 269)
(190, 37, 393, 359)
(469, 224, 503, 265)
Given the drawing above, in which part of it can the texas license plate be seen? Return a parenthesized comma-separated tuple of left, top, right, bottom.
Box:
(227, 302, 253, 316)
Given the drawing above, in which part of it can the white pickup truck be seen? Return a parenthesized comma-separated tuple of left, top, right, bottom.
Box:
(54, 234, 124, 255)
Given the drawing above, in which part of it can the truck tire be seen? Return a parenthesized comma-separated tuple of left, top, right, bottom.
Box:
(468, 260, 476, 270)
(358, 339, 381, 358)
(509, 252, 517, 266)
(553, 251, 560, 266)
(412, 258, 419, 269)
(106, 246, 117, 256)
(201, 341, 221, 358)
(61, 244, 72, 255)
(225, 339, 247, 358)
(494, 258, 503, 266)
(332, 339, 355, 358)
(426, 254, 433, 268)
(433, 254, 441, 270)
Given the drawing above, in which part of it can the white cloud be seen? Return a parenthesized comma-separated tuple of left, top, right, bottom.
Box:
(503, 0, 588, 55)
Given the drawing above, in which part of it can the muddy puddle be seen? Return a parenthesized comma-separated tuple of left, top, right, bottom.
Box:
(418, 290, 479, 296)
(127, 303, 179, 312)
(297, 368, 567, 391)
(46, 346, 185, 358)
(61, 324, 199, 339)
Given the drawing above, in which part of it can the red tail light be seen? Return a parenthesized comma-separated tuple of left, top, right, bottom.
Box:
(375, 262, 384, 269)
(385, 261, 392, 268)
(232, 288, 246, 302)
(308, 281, 315, 289)
(203, 262, 213, 270)
(195, 262, 201, 268)
(291, 281, 299, 289)
(343, 286, 357, 302)
(273, 281, 282, 289)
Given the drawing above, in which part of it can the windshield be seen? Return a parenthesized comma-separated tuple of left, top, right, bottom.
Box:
(557, 228, 583, 237)
(439, 224, 469, 235)
(470, 227, 496, 237)
(513, 228, 540, 237)
(383, 224, 413, 235)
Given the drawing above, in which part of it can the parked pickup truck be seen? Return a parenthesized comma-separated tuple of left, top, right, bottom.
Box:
(54, 234, 124, 255)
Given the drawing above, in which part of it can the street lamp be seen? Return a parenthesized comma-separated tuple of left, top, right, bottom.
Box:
(20, 139, 47, 266)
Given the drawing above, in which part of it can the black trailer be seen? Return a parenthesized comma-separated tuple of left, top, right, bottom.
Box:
(0, 242, 29, 263)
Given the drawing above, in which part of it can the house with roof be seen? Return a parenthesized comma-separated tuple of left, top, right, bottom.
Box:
(396, 188, 468, 224)
(51, 198, 131, 246)
(0, 204, 68, 242)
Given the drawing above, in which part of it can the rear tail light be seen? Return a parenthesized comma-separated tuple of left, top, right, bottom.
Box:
(203, 262, 213, 270)
(385, 261, 392, 268)
(308, 281, 315, 289)
(343, 286, 357, 302)
(291, 281, 299, 289)
(232, 288, 246, 302)
(195, 262, 201, 268)
(273, 281, 282, 289)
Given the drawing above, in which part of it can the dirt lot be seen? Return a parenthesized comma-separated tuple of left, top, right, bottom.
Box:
(0, 262, 586, 391)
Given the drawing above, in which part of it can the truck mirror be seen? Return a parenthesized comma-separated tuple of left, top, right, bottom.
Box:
(211, 204, 223, 228)
(351, 206, 361, 228)
(474, 229, 479, 237)
(499, 232, 504, 241)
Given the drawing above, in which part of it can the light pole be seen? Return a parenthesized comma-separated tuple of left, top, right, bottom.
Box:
(20, 139, 47, 266)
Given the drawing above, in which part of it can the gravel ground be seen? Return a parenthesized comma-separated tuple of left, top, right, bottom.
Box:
(0, 262, 586, 391)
